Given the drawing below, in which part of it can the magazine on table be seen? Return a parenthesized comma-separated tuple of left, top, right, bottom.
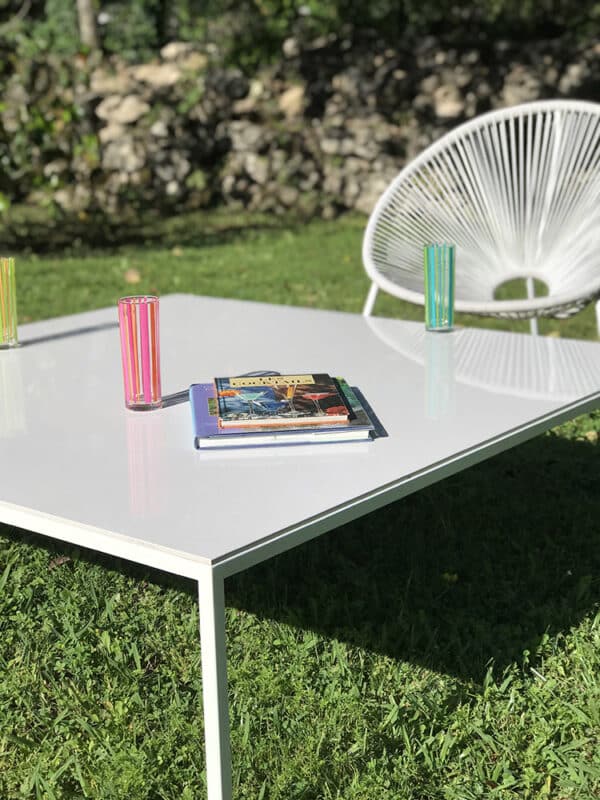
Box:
(190, 377, 375, 450)
(214, 373, 350, 428)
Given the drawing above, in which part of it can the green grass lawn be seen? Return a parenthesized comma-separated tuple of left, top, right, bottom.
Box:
(1, 210, 599, 799)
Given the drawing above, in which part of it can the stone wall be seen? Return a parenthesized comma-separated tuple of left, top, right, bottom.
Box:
(1, 34, 598, 220)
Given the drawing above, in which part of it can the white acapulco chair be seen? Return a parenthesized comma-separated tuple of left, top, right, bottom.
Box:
(362, 100, 600, 335)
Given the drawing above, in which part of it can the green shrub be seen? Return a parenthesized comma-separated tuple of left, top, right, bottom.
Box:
(0, 0, 597, 69)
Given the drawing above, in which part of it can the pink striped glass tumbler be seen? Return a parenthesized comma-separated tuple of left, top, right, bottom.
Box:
(118, 296, 162, 410)
(0, 257, 18, 348)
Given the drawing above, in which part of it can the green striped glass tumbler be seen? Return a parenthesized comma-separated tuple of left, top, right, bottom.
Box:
(424, 244, 455, 332)
(0, 257, 18, 348)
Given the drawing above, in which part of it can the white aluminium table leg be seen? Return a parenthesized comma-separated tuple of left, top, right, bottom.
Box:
(197, 565, 232, 800)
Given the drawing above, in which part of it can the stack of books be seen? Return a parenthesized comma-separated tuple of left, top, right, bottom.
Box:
(189, 373, 375, 450)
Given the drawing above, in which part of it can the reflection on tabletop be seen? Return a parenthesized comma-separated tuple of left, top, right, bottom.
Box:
(125, 413, 166, 518)
(366, 316, 600, 401)
(425, 333, 456, 420)
(0, 350, 26, 437)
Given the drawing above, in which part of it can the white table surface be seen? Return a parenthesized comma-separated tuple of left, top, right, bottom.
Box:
(1, 294, 600, 579)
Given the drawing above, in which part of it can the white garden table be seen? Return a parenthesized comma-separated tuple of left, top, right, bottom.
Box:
(1, 294, 600, 799)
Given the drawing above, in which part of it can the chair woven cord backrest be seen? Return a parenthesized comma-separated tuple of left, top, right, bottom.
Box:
(364, 100, 600, 314)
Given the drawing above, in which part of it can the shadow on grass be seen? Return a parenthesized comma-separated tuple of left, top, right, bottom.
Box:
(225, 431, 600, 682)
(1, 431, 598, 684)
(0, 205, 302, 254)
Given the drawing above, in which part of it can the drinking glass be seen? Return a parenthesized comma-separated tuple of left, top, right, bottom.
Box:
(424, 244, 455, 331)
(118, 295, 162, 410)
(0, 257, 18, 348)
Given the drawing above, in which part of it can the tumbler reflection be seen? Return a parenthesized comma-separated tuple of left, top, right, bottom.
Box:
(0, 350, 26, 437)
(126, 414, 164, 517)
(425, 331, 456, 419)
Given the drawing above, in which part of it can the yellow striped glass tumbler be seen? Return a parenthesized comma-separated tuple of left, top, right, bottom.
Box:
(0, 257, 18, 348)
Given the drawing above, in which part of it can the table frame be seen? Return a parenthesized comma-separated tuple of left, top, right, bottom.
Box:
(3, 296, 600, 800)
(194, 389, 598, 800)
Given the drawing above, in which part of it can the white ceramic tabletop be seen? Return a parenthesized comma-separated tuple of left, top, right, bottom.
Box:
(1, 294, 599, 577)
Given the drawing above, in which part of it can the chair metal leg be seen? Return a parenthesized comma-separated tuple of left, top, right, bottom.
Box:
(362, 282, 378, 316)
(596, 299, 600, 338)
(197, 565, 232, 800)
(525, 278, 539, 336)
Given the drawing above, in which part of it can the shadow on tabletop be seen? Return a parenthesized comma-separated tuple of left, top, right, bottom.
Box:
(1, 431, 598, 685)
(19, 321, 119, 346)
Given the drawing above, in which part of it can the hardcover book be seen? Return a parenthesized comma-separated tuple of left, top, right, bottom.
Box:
(190, 379, 374, 450)
(214, 373, 349, 428)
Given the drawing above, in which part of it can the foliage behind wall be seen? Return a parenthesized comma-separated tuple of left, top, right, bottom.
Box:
(0, 0, 598, 67)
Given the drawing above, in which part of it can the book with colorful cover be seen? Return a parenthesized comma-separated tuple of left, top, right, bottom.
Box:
(190, 378, 374, 450)
(214, 373, 350, 428)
